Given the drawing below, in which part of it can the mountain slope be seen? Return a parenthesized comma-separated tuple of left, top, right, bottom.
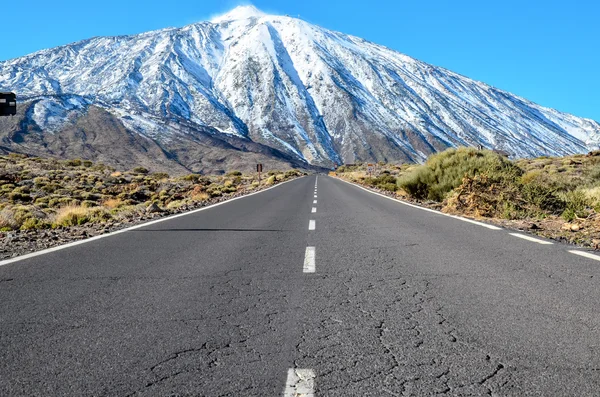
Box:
(1, 5, 598, 170)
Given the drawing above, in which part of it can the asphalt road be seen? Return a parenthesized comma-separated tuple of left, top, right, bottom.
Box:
(1, 175, 600, 396)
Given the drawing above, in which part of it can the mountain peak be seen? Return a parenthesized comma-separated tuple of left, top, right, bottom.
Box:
(211, 5, 267, 23)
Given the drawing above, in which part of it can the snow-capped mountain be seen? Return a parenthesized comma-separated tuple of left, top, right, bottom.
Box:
(1, 5, 599, 171)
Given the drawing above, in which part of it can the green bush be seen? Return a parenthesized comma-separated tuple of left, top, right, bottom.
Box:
(561, 190, 590, 221)
(521, 183, 565, 214)
(398, 148, 522, 201)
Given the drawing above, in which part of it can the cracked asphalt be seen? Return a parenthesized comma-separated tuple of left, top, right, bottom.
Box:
(1, 175, 600, 396)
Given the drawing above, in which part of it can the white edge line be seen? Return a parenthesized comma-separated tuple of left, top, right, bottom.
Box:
(0, 177, 305, 267)
(509, 233, 554, 245)
(335, 177, 502, 230)
(568, 250, 600, 261)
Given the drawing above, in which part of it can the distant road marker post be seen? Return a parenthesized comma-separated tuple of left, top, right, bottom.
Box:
(257, 163, 263, 183)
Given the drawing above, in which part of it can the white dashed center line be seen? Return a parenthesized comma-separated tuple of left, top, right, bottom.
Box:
(314, 195, 317, 198)
(312, 207, 317, 213)
(313, 200, 317, 204)
(569, 250, 600, 261)
(303, 247, 316, 273)
(509, 233, 553, 245)
(309, 220, 316, 230)
(284, 368, 316, 396)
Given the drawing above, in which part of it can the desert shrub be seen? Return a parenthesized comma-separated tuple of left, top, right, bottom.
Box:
(209, 189, 222, 197)
(190, 192, 209, 202)
(1, 183, 15, 193)
(166, 200, 185, 210)
(285, 170, 300, 178)
(33, 177, 50, 186)
(561, 190, 590, 221)
(182, 174, 201, 182)
(226, 170, 242, 177)
(88, 207, 112, 222)
(582, 186, 600, 211)
(0, 208, 19, 230)
(265, 175, 277, 185)
(150, 172, 169, 180)
(41, 183, 60, 193)
(399, 148, 522, 201)
(132, 167, 149, 175)
(380, 183, 398, 192)
(8, 192, 32, 203)
(20, 217, 50, 230)
(520, 183, 565, 214)
(64, 159, 82, 167)
(221, 186, 237, 194)
(585, 164, 600, 183)
(82, 160, 93, 168)
(53, 206, 91, 226)
(81, 200, 97, 208)
(103, 198, 125, 209)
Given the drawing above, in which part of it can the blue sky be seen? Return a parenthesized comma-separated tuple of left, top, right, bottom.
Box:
(3, 0, 598, 121)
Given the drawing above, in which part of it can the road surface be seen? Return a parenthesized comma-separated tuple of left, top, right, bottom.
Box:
(1, 175, 599, 396)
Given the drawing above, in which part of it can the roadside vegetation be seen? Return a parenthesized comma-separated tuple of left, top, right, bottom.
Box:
(333, 147, 600, 248)
(0, 153, 304, 233)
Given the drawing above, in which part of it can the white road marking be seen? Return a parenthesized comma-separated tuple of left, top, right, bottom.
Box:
(312, 207, 317, 213)
(569, 250, 600, 261)
(303, 248, 316, 273)
(284, 368, 316, 396)
(314, 195, 317, 198)
(309, 220, 316, 230)
(509, 233, 554, 245)
(313, 200, 317, 204)
(336, 178, 502, 230)
(0, 177, 305, 268)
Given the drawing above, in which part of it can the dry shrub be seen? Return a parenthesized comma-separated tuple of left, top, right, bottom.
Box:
(103, 198, 125, 209)
(443, 174, 521, 218)
(53, 205, 92, 226)
(0, 208, 19, 230)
